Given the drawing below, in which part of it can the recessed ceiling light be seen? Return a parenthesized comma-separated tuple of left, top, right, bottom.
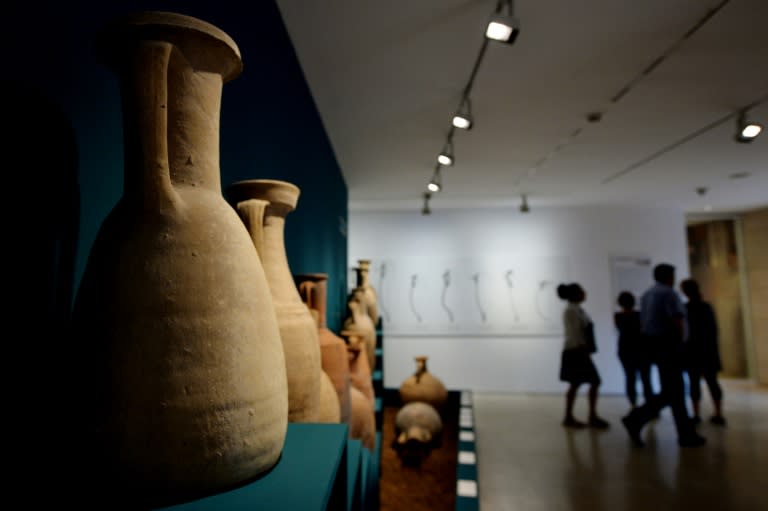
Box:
(485, 1, 520, 44)
(452, 114, 472, 130)
(735, 111, 763, 143)
(740, 123, 762, 139)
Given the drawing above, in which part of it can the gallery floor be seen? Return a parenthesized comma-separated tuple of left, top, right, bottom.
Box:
(473, 379, 768, 511)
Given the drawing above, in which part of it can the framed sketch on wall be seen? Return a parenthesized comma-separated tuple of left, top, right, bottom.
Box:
(359, 255, 572, 336)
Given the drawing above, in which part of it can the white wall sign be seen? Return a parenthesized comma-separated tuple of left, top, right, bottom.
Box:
(610, 255, 653, 307)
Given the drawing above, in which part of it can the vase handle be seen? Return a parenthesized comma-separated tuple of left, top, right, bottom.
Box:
(236, 199, 269, 257)
(297, 281, 314, 308)
(118, 40, 181, 211)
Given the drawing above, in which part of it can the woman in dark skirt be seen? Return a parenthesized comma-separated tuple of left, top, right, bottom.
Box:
(680, 278, 726, 426)
(558, 283, 610, 429)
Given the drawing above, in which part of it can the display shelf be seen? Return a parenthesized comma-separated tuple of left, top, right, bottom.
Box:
(374, 396, 383, 430)
(360, 447, 371, 509)
(456, 391, 479, 511)
(369, 432, 381, 511)
(347, 439, 362, 511)
(372, 370, 383, 395)
(157, 423, 348, 511)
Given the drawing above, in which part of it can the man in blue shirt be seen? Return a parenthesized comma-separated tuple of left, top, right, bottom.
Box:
(621, 263, 706, 448)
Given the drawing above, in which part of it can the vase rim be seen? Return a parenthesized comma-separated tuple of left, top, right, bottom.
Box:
(295, 273, 329, 281)
(226, 179, 300, 210)
(97, 11, 243, 82)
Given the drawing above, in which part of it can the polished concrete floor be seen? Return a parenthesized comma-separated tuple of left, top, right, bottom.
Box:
(474, 379, 768, 511)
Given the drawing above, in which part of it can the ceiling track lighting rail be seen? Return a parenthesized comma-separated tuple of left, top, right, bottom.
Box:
(510, 0, 737, 199)
(422, 0, 520, 212)
(427, 165, 443, 193)
(601, 94, 767, 185)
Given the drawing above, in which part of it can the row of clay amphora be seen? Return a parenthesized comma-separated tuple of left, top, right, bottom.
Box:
(296, 274, 377, 451)
(68, 11, 363, 508)
(342, 260, 379, 371)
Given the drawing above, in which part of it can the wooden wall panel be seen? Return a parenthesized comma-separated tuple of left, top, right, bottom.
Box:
(742, 208, 768, 385)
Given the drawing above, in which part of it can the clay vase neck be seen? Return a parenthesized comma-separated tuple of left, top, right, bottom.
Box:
(228, 179, 322, 423)
(228, 180, 306, 310)
(101, 11, 242, 212)
(413, 356, 428, 382)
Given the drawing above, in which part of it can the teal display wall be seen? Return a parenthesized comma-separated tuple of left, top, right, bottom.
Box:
(4, 0, 349, 331)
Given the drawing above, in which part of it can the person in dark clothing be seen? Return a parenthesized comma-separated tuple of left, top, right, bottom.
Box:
(680, 278, 726, 426)
(621, 263, 706, 448)
(614, 291, 654, 409)
(557, 283, 610, 429)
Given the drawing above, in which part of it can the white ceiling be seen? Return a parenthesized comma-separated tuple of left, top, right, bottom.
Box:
(275, 0, 768, 217)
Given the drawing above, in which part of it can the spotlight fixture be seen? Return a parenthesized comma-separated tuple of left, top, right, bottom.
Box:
(427, 166, 442, 193)
(519, 193, 530, 213)
(486, 0, 520, 44)
(735, 111, 763, 143)
(437, 139, 454, 166)
(421, 0, 522, 214)
(422, 192, 432, 215)
(452, 98, 473, 130)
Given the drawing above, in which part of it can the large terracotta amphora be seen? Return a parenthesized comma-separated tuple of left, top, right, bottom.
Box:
(399, 356, 448, 411)
(355, 259, 380, 327)
(318, 371, 342, 423)
(342, 331, 376, 450)
(350, 386, 376, 451)
(295, 273, 352, 425)
(227, 179, 322, 423)
(70, 11, 288, 507)
(343, 331, 375, 406)
(343, 288, 377, 371)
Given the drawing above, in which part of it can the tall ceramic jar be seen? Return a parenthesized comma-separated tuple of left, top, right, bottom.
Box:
(317, 371, 342, 423)
(344, 328, 377, 451)
(70, 12, 288, 507)
(343, 331, 375, 406)
(296, 273, 352, 425)
(350, 386, 376, 451)
(355, 259, 380, 327)
(399, 356, 448, 411)
(227, 179, 322, 423)
(343, 288, 377, 371)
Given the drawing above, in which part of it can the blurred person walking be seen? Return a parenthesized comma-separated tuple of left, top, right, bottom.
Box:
(680, 278, 726, 426)
(614, 291, 654, 410)
(621, 263, 705, 448)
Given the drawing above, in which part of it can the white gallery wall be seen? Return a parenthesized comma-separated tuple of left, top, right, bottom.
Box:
(348, 205, 690, 395)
